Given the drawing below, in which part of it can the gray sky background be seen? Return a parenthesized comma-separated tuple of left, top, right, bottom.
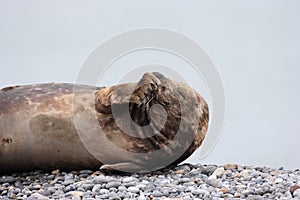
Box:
(0, 0, 299, 169)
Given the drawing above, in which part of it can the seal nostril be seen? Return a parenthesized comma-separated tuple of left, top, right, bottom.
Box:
(2, 137, 12, 145)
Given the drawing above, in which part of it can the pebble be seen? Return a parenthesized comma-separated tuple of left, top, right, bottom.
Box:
(62, 179, 74, 186)
(0, 164, 298, 199)
(206, 179, 223, 188)
(122, 177, 137, 183)
(29, 193, 49, 200)
(192, 188, 209, 196)
(51, 169, 60, 175)
(161, 188, 169, 196)
(106, 181, 121, 189)
(127, 186, 139, 193)
(200, 165, 218, 176)
(208, 174, 217, 180)
(179, 177, 190, 183)
(219, 187, 229, 193)
(241, 169, 250, 177)
(0, 176, 15, 184)
(152, 190, 163, 197)
(91, 184, 101, 193)
(93, 175, 109, 183)
(223, 164, 238, 170)
(79, 170, 93, 174)
(109, 191, 120, 200)
(211, 167, 225, 177)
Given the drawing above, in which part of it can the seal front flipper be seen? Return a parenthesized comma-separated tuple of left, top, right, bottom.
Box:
(100, 163, 145, 173)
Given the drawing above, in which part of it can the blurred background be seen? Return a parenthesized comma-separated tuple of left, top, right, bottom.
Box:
(0, 0, 299, 169)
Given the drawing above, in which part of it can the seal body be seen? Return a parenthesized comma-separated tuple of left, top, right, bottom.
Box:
(0, 83, 103, 174)
(0, 72, 209, 174)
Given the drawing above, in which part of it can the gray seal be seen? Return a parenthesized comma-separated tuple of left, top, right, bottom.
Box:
(0, 72, 208, 174)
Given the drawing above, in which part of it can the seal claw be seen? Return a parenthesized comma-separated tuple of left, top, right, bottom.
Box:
(100, 163, 144, 172)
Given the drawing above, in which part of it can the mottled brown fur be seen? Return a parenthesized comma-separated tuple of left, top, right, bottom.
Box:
(0, 72, 208, 174)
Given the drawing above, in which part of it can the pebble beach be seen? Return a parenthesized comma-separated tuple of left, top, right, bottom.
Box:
(0, 163, 300, 200)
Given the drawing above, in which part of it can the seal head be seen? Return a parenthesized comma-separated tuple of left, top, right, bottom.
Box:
(95, 72, 209, 172)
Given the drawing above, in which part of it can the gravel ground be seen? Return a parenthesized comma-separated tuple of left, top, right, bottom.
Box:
(0, 163, 299, 200)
